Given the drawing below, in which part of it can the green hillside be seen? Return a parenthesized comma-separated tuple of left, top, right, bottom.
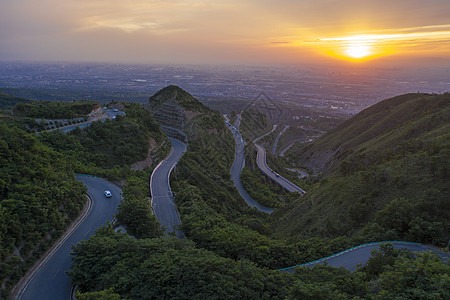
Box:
(239, 108, 273, 141)
(1, 100, 169, 298)
(12, 100, 96, 119)
(5, 87, 446, 299)
(38, 102, 166, 178)
(276, 93, 450, 244)
(69, 88, 450, 299)
(287, 93, 448, 174)
(0, 124, 87, 297)
(0, 91, 32, 110)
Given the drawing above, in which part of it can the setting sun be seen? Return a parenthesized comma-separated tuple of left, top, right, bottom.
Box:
(316, 34, 392, 62)
(345, 44, 370, 58)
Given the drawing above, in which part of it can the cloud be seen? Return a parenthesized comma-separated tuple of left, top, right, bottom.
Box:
(0, 0, 449, 64)
(314, 25, 450, 55)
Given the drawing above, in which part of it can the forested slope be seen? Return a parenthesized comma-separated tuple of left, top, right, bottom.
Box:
(68, 88, 450, 299)
(277, 93, 450, 244)
(287, 93, 448, 174)
(0, 124, 86, 297)
(38, 102, 167, 180)
(1, 98, 168, 298)
(239, 108, 273, 141)
(0, 92, 32, 111)
(150, 87, 358, 269)
(12, 100, 96, 119)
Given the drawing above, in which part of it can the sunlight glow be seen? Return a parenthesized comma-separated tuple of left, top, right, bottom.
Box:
(314, 29, 450, 62)
(345, 44, 370, 58)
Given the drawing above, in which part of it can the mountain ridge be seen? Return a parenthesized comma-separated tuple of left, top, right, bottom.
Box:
(149, 85, 210, 113)
(276, 93, 449, 243)
(288, 93, 449, 175)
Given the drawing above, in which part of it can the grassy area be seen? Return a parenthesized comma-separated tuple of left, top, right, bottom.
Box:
(273, 93, 450, 245)
(239, 109, 273, 141)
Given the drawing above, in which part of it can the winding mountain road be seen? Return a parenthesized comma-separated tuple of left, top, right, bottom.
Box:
(17, 175, 121, 300)
(280, 241, 450, 272)
(254, 143, 306, 194)
(271, 125, 289, 155)
(285, 168, 308, 178)
(16, 136, 188, 299)
(150, 138, 187, 238)
(279, 139, 307, 156)
(16, 117, 449, 299)
(253, 124, 277, 143)
(228, 116, 449, 273)
(225, 114, 274, 213)
(251, 126, 306, 195)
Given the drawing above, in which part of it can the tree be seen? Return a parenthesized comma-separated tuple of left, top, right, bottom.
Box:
(75, 288, 120, 300)
(116, 196, 164, 239)
(378, 251, 450, 299)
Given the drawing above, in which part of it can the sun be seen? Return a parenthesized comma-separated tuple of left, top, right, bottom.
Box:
(317, 34, 391, 62)
(345, 44, 371, 58)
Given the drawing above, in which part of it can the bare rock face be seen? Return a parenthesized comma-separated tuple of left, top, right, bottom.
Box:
(149, 85, 210, 129)
(148, 85, 213, 142)
(150, 97, 187, 129)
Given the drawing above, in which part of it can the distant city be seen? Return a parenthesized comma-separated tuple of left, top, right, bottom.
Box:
(1, 62, 449, 117)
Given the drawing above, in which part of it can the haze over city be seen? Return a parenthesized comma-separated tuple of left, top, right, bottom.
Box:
(1, 0, 450, 66)
(1, 1, 450, 300)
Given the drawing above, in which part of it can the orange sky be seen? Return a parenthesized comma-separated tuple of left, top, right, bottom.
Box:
(1, 0, 450, 66)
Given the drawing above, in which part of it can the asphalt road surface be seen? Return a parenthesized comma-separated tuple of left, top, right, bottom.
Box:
(253, 124, 277, 143)
(19, 175, 121, 300)
(234, 113, 241, 129)
(285, 168, 309, 178)
(279, 138, 309, 156)
(280, 241, 450, 273)
(150, 138, 187, 238)
(272, 125, 289, 155)
(254, 143, 306, 194)
(228, 122, 274, 213)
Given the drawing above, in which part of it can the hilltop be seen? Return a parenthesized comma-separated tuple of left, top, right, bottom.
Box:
(149, 85, 209, 127)
(148, 85, 230, 143)
(149, 85, 210, 112)
(276, 93, 450, 244)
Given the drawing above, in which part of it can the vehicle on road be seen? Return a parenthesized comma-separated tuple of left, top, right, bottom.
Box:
(104, 190, 112, 198)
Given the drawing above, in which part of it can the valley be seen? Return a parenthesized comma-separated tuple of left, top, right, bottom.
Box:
(2, 0, 450, 298)
(0, 86, 449, 299)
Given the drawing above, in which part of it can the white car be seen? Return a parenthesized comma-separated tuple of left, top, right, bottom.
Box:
(104, 190, 112, 198)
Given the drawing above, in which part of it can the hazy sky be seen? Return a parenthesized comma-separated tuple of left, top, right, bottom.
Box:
(1, 0, 450, 66)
